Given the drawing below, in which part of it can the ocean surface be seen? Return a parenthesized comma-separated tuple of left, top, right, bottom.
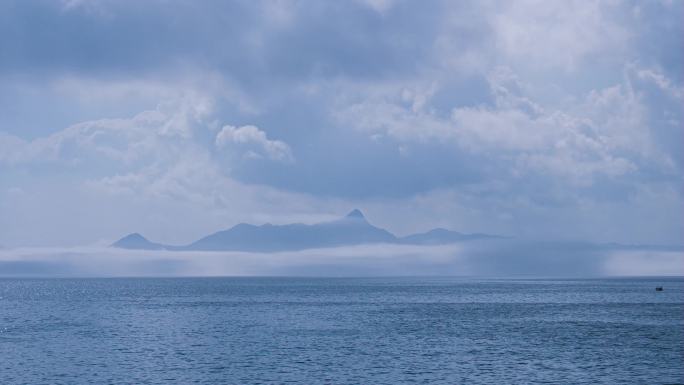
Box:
(0, 277, 682, 384)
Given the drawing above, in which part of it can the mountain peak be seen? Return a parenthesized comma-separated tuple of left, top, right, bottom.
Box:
(121, 233, 146, 241)
(111, 232, 165, 250)
(345, 209, 365, 219)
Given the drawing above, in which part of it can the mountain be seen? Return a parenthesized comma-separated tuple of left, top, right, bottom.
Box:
(111, 233, 166, 250)
(111, 210, 502, 251)
(399, 228, 503, 245)
(183, 209, 396, 252)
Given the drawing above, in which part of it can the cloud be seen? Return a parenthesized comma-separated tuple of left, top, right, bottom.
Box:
(487, 0, 630, 71)
(0, 92, 216, 167)
(0, 0, 681, 248)
(216, 125, 294, 162)
(335, 65, 677, 187)
(355, 0, 395, 15)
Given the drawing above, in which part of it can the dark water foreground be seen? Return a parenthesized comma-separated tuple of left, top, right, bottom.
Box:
(0, 277, 682, 384)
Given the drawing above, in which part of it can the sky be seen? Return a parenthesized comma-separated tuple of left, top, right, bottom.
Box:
(0, 0, 682, 248)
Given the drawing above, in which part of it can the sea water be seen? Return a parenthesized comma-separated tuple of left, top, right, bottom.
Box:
(0, 277, 682, 384)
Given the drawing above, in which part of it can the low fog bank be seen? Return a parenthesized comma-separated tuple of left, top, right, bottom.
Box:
(0, 241, 681, 278)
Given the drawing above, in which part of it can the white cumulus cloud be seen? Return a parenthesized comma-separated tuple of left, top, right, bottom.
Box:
(215, 124, 294, 162)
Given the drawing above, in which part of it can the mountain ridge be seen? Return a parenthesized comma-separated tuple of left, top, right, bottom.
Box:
(112, 209, 501, 251)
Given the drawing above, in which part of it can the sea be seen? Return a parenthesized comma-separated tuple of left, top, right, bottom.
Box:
(0, 277, 682, 384)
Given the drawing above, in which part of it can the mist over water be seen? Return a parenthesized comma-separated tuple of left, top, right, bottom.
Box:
(0, 241, 681, 277)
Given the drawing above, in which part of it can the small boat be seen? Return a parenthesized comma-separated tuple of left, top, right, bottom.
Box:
(655, 286, 664, 291)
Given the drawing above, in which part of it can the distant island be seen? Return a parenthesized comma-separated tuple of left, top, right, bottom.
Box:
(112, 209, 502, 252)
